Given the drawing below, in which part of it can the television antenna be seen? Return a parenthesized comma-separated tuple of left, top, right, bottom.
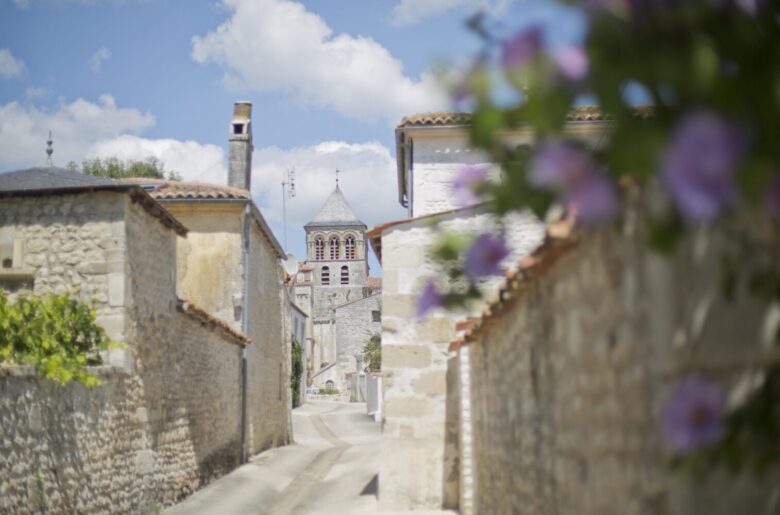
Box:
(46, 131, 54, 167)
(281, 168, 296, 251)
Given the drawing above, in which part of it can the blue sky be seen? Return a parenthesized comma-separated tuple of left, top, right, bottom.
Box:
(0, 0, 584, 271)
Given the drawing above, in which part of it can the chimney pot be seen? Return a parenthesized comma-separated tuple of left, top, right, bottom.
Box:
(228, 101, 253, 191)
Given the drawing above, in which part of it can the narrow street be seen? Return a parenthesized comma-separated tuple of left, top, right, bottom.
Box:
(165, 401, 448, 515)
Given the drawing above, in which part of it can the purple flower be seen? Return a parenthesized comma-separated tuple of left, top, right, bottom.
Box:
(767, 175, 780, 220)
(465, 233, 510, 278)
(660, 376, 726, 454)
(529, 140, 596, 188)
(529, 139, 617, 223)
(501, 26, 542, 70)
(661, 111, 748, 222)
(567, 175, 617, 223)
(417, 280, 445, 317)
(552, 46, 589, 81)
(452, 165, 489, 206)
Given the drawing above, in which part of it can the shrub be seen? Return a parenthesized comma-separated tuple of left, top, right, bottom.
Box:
(0, 290, 116, 386)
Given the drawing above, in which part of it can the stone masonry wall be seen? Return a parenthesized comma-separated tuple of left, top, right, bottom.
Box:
(245, 222, 291, 455)
(0, 192, 129, 347)
(334, 293, 381, 391)
(379, 208, 544, 510)
(0, 193, 247, 514)
(465, 224, 780, 515)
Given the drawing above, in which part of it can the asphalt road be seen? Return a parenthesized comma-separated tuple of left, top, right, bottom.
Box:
(164, 400, 384, 515)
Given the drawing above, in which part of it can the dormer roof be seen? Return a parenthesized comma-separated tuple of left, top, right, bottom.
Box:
(305, 186, 365, 229)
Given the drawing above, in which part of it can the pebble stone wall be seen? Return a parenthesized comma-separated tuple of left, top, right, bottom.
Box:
(465, 224, 780, 515)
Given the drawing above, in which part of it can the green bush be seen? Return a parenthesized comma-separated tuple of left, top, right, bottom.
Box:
(290, 338, 303, 408)
(363, 334, 381, 372)
(0, 290, 116, 386)
(318, 388, 339, 395)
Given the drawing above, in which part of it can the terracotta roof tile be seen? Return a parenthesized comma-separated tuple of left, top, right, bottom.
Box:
(397, 106, 654, 129)
(177, 299, 250, 346)
(124, 178, 250, 200)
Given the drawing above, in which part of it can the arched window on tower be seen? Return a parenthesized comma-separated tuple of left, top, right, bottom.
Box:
(315, 236, 324, 260)
(321, 266, 330, 285)
(329, 236, 340, 260)
(345, 235, 356, 260)
(341, 266, 349, 285)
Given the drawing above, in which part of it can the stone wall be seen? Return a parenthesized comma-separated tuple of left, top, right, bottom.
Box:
(0, 192, 129, 348)
(334, 293, 381, 391)
(245, 222, 291, 455)
(0, 193, 247, 514)
(378, 207, 544, 510)
(462, 223, 780, 515)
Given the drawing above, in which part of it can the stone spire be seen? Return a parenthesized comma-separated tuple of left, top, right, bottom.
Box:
(305, 187, 365, 228)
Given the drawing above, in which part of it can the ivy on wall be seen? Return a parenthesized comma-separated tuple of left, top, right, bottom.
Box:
(290, 338, 303, 408)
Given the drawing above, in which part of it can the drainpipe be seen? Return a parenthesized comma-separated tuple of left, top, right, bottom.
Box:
(240, 202, 250, 464)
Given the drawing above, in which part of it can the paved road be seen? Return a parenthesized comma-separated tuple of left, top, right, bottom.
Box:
(165, 401, 390, 515)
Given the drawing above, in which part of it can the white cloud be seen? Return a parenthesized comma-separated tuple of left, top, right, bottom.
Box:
(251, 140, 405, 253)
(88, 46, 112, 74)
(87, 136, 227, 184)
(0, 95, 154, 170)
(0, 49, 26, 79)
(391, 0, 513, 25)
(192, 0, 447, 125)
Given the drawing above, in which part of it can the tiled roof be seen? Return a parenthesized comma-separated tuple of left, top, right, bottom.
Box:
(177, 299, 251, 346)
(124, 178, 250, 200)
(396, 106, 654, 129)
(306, 186, 365, 228)
(365, 277, 382, 289)
(0, 168, 187, 237)
(0, 167, 121, 191)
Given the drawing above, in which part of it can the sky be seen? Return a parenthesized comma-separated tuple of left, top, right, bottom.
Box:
(0, 0, 585, 273)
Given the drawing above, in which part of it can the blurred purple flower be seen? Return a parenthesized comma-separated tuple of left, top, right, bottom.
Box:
(661, 111, 748, 222)
(501, 26, 542, 70)
(453, 165, 489, 206)
(767, 175, 780, 220)
(529, 139, 617, 223)
(661, 375, 726, 454)
(566, 175, 617, 223)
(465, 233, 510, 278)
(418, 281, 445, 317)
(451, 57, 487, 107)
(529, 140, 596, 188)
(552, 46, 589, 81)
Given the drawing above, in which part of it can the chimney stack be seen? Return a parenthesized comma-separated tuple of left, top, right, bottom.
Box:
(228, 101, 253, 191)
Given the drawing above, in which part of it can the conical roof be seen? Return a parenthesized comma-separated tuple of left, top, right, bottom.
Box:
(305, 186, 365, 228)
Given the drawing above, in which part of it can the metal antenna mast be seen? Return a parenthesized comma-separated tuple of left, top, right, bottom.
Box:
(45, 131, 54, 167)
(281, 169, 296, 251)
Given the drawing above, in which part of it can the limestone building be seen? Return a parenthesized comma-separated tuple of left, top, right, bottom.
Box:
(291, 185, 381, 396)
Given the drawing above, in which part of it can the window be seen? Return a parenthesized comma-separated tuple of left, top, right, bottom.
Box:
(321, 266, 330, 285)
(341, 266, 349, 285)
(325, 380, 335, 388)
(2, 258, 11, 269)
(372, 310, 381, 323)
(329, 236, 340, 260)
(345, 235, 356, 259)
(232, 123, 244, 135)
(315, 236, 324, 260)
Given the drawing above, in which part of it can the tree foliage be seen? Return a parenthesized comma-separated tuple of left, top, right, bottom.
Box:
(0, 290, 116, 386)
(290, 338, 303, 408)
(363, 334, 381, 372)
(66, 156, 181, 181)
